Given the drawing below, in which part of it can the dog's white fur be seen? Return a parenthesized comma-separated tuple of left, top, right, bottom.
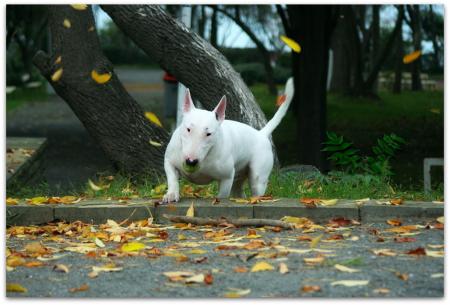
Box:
(162, 78, 294, 203)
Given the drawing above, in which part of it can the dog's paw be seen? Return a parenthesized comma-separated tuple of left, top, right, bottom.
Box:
(162, 191, 179, 204)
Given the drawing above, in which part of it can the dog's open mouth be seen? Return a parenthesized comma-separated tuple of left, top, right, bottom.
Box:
(182, 162, 199, 173)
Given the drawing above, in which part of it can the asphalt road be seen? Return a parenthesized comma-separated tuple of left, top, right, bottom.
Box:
(6, 68, 164, 193)
(6, 220, 444, 298)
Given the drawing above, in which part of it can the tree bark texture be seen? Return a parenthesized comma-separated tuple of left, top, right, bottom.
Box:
(101, 5, 269, 131)
(33, 5, 169, 177)
(286, 5, 333, 171)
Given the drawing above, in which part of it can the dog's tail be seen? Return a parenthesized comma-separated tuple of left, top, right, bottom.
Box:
(259, 77, 294, 137)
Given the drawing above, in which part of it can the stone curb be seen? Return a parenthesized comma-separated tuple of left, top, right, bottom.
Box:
(6, 198, 444, 226)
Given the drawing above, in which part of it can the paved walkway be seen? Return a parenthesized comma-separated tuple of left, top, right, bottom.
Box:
(6, 68, 164, 193)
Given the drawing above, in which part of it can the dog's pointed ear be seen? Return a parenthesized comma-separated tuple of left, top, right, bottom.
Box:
(213, 95, 227, 122)
(183, 89, 195, 113)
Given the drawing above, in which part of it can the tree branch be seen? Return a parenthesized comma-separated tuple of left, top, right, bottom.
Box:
(163, 214, 294, 229)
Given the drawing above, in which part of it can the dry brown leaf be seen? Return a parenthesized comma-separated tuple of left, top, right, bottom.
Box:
(69, 284, 89, 293)
(301, 285, 321, 293)
(233, 266, 248, 273)
(386, 219, 402, 226)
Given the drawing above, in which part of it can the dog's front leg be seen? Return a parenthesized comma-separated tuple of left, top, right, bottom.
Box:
(163, 160, 180, 203)
(217, 169, 235, 198)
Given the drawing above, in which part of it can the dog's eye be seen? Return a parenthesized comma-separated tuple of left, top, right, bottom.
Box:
(187, 128, 191, 132)
(206, 132, 212, 137)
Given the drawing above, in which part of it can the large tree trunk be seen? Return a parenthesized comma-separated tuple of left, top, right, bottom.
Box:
(393, 5, 405, 94)
(330, 6, 352, 94)
(407, 5, 423, 91)
(210, 5, 218, 48)
(101, 5, 268, 130)
(33, 5, 169, 177)
(371, 5, 380, 92)
(286, 5, 333, 171)
(213, 6, 278, 95)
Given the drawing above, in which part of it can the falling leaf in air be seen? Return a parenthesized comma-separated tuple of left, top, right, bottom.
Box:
(54, 56, 62, 64)
(91, 70, 112, 84)
(71, 4, 88, 10)
(276, 94, 286, 107)
(6, 283, 27, 293)
(403, 50, 421, 64)
(63, 19, 71, 28)
(144, 111, 163, 127)
(301, 285, 321, 293)
(331, 280, 369, 287)
(121, 242, 146, 252)
(430, 108, 441, 114)
(51, 68, 63, 82)
(186, 202, 194, 217)
(280, 35, 301, 53)
(334, 264, 360, 273)
(250, 261, 274, 272)
(149, 139, 162, 147)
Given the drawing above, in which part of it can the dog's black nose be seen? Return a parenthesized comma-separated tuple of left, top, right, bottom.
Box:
(185, 158, 199, 166)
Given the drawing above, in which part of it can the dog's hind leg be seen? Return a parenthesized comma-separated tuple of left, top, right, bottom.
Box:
(249, 153, 273, 196)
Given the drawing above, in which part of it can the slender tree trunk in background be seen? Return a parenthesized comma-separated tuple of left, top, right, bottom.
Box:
(428, 5, 441, 70)
(33, 5, 169, 176)
(371, 5, 380, 91)
(213, 6, 278, 95)
(330, 6, 352, 94)
(393, 5, 405, 94)
(348, 6, 365, 96)
(101, 5, 269, 131)
(407, 5, 423, 91)
(286, 5, 333, 171)
(198, 5, 206, 39)
(210, 5, 218, 48)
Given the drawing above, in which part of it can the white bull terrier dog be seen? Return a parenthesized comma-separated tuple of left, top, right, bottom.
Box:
(162, 77, 294, 203)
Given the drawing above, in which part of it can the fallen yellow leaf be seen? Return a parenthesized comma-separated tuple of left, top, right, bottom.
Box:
(91, 70, 112, 84)
(280, 35, 301, 53)
(319, 199, 338, 206)
(425, 249, 444, 258)
(223, 288, 251, 298)
(279, 262, 289, 274)
(436, 216, 444, 224)
(6, 283, 27, 293)
(88, 179, 109, 191)
(334, 264, 360, 273)
(331, 280, 369, 287)
(186, 202, 194, 217)
(310, 234, 323, 249)
(6, 197, 19, 205)
(121, 242, 145, 252)
(250, 261, 274, 272)
(144, 111, 163, 127)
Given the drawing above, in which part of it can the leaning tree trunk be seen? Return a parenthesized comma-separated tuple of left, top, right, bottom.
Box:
(287, 5, 333, 171)
(33, 5, 169, 176)
(101, 5, 268, 131)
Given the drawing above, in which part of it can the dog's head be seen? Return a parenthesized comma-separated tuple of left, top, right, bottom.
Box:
(180, 89, 226, 171)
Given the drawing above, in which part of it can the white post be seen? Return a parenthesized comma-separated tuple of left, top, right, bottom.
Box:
(176, 6, 192, 127)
